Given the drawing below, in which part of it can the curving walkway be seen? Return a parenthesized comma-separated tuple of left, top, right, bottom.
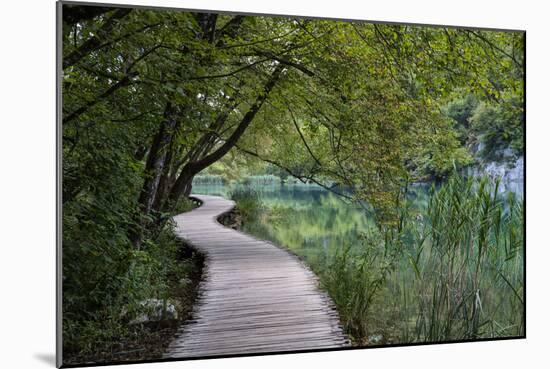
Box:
(164, 194, 349, 358)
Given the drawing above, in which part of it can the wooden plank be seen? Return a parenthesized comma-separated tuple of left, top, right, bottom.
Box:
(164, 194, 349, 359)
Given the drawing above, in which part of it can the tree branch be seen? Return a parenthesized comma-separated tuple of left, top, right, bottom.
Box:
(235, 144, 356, 203)
(188, 58, 271, 80)
(215, 15, 245, 45)
(463, 30, 523, 71)
(63, 44, 161, 124)
(254, 49, 315, 76)
(218, 28, 299, 50)
(63, 8, 132, 69)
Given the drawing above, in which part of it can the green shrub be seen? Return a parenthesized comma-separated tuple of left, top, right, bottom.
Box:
(62, 216, 199, 360)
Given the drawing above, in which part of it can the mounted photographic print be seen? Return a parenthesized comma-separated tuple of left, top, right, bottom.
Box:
(57, 1, 525, 367)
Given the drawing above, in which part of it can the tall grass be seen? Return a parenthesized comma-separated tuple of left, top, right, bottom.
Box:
(229, 187, 264, 224)
(323, 229, 402, 342)
(412, 176, 524, 341)
(321, 175, 524, 344)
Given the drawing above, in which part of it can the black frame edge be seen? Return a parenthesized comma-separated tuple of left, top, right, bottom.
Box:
(56, 1, 64, 367)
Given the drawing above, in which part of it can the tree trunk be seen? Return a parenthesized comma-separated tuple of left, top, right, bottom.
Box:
(152, 136, 175, 212)
(183, 179, 194, 197)
(195, 13, 218, 42)
(131, 103, 177, 248)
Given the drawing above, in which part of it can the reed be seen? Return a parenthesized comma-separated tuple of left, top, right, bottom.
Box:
(321, 175, 524, 344)
(229, 187, 264, 224)
(411, 175, 524, 341)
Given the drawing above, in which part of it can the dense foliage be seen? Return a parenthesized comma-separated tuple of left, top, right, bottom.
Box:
(61, 3, 524, 360)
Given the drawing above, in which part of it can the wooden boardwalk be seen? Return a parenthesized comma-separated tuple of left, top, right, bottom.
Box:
(164, 194, 349, 359)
